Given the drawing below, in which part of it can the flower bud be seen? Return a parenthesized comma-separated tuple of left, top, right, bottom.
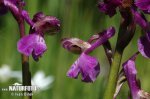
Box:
(32, 12, 60, 35)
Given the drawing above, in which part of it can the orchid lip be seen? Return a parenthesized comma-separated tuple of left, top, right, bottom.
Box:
(17, 34, 47, 61)
(67, 53, 100, 83)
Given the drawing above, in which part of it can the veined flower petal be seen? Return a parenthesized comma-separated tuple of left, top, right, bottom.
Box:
(131, 9, 148, 30)
(138, 36, 150, 58)
(32, 13, 60, 35)
(123, 59, 140, 98)
(135, 0, 150, 14)
(17, 34, 47, 61)
(85, 27, 115, 54)
(62, 38, 91, 54)
(67, 53, 100, 83)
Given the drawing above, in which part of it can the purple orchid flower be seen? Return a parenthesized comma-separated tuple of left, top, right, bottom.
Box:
(123, 52, 150, 99)
(131, 8, 148, 30)
(1, 0, 60, 61)
(67, 53, 100, 82)
(62, 27, 115, 82)
(22, 11, 61, 35)
(135, 0, 150, 14)
(32, 15, 60, 35)
(17, 12, 60, 61)
(17, 34, 47, 61)
(98, 0, 122, 17)
(138, 36, 150, 58)
(131, 8, 150, 59)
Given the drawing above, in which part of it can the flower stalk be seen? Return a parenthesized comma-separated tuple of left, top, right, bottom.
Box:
(103, 6, 136, 98)
(18, 1, 32, 99)
(103, 48, 123, 99)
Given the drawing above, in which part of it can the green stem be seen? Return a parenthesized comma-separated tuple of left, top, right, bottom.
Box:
(103, 7, 135, 98)
(103, 49, 123, 99)
(103, 19, 126, 99)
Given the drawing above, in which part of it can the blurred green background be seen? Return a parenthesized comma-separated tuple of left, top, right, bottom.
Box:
(0, 0, 150, 99)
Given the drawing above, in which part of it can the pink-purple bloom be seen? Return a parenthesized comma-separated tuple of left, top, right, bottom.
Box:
(62, 27, 115, 82)
(131, 8, 150, 59)
(135, 0, 150, 14)
(32, 14, 60, 35)
(17, 34, 47, 61)
(98, 0, 122, 17)
(138, 36, 150, 58)
(131, 8, 148, 30)
(1, 0, 61, 61)
(67, 53, 100, 82)
(17, 12, 60, 61)
(123, 53, 150, 99)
